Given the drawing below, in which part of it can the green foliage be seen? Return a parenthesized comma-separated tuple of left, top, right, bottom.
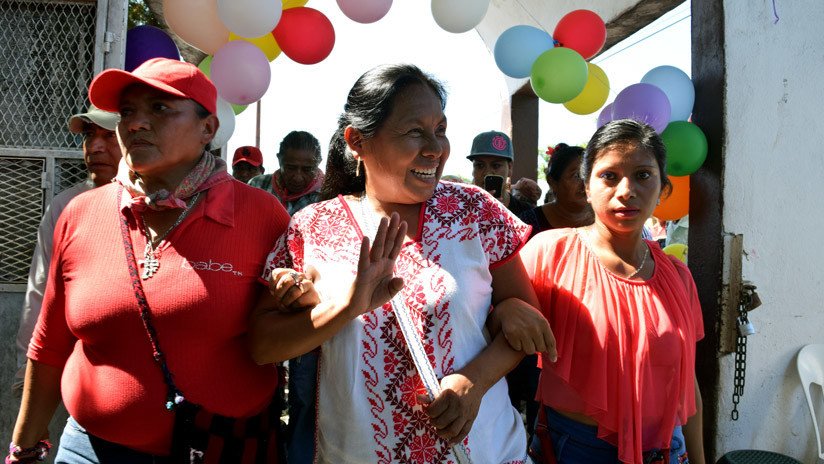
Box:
(128, 0, 162, 29)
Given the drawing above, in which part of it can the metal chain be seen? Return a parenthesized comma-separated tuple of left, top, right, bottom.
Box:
(730, 290, 752, 420)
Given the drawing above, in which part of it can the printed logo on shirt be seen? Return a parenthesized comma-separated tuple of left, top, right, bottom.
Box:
(181, 259, 244, 277)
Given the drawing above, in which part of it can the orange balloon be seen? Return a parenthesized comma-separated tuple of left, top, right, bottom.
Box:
(654, 175, 689, 221)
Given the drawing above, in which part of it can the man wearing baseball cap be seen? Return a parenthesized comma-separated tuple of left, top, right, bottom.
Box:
(232, 145, 265, 183)
(467, 130, 532, 215)
(13, 105, 121, 394)
(10, 58, 297, 463)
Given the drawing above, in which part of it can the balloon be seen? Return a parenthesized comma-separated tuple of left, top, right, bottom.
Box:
(612, 83, 672, 133)
(197, 56, 249, 114)
(641, 65, 695, 122)
(337, 0, 392, 23)
(210, 41, 271, 105)
(662, 243, 688, 263)
(431, 0, 490, 34)
(597, 102, 614, 128)
(210, 97, 236, 149)
(530, 47, 588, 104)
(553, 10, 606, 60)
(563, 62, 609, 115)
(661, 121, 708, 176)
(163, 0, 229, 54)
(273, 7, 335, 64)
(218, 0, 282, 38)
(282, 0, 307, 8)
(228, 32, 281, 61)
(125, 25, 180, 72)
(494, 25, 554, 79)
(654, 175, 689, 221)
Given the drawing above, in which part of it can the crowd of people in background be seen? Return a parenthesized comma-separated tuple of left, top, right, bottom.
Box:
(8, 58, 703, 464)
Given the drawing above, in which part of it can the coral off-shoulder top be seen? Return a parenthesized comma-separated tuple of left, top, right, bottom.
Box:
(520, 228, 704, 464)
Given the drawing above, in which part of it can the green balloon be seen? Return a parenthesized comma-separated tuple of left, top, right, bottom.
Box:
(198, 56, 247, 115)
(530, 47, 588, 104)
(662, 121, 708, 176)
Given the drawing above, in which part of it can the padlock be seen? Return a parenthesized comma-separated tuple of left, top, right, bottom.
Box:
(742, 282, 762, 311)
(746, 290, 762, 311)
(738, 319, 756, 337)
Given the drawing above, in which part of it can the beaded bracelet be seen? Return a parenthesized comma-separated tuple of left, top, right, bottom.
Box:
(5, 440, 51, 464)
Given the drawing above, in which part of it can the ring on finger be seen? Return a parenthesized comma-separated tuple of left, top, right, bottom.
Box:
(289, 271, 301, 286)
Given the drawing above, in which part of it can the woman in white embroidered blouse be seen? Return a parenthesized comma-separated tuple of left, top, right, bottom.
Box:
(251, 64, 555, 463)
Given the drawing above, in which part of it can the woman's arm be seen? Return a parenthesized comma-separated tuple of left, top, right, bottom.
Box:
(683, 375, 706, 464)
(422, 256, 555, 443)
(11, 360, 62, 449)
(249, 214, 406, 364)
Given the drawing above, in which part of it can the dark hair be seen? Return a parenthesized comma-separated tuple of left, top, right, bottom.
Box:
(545, 143, 584, 182)
(582, 119, 672, 196)
(320, 64, 447, 200)
(277, 130, 322, 166)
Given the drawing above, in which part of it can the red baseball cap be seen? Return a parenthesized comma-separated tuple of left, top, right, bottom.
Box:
(89, 57, 217, 115)
(232, 146, 264, 167)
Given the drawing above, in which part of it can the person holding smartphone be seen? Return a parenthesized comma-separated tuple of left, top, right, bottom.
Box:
(468, 130, 533, 215)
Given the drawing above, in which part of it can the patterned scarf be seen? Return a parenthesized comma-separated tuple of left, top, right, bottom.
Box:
(116, 152, 231, 212)
(270, 168, 324, 202)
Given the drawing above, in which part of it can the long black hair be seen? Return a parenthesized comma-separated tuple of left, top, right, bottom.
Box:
(582, 119, 672, 196)
(320, 64, 447, 200)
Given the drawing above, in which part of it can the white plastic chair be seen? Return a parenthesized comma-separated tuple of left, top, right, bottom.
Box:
(797, 344, 824, 461)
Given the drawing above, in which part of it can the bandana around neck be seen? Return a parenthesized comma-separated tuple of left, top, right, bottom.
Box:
(271, 168, 324, 203)
(116, 152, 231, 212)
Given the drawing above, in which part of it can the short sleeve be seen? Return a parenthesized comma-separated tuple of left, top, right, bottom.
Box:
(475, 190, 531, 269)
(261, 217, 305, 283)
(28, 210, 78, 368)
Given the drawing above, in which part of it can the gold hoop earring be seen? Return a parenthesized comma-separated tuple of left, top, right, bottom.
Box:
(355, 159, 362, 177)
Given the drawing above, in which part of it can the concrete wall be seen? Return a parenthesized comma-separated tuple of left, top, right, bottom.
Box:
(716, 1, 824, 461)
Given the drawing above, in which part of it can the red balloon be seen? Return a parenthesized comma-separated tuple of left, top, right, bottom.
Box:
(273, 7, 335, 65)
(553, 10, 606, 60)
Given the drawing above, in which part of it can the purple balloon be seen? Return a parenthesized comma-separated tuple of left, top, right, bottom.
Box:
(125, 25, 180, 72)
(612, 83, 671, 133)
(597, 102, 614, 128)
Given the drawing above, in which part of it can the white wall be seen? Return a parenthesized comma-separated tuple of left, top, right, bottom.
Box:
(717, 1, 824, 461)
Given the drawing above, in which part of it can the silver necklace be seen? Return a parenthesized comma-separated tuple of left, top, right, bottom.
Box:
(139, 191, 202, 279)
(581, 227, 650, 280)
(625, 245, 649, 279)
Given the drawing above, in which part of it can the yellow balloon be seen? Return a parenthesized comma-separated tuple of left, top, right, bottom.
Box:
(228, 32, 281, 61)
(282, 0, 308, 9)
(662, 243, 688, 263)
(563, 62, 610, 115)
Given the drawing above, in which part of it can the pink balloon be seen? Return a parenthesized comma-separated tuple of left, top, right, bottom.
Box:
(211, 41, 271, 105)
(597, 102, 614, 128)
(336, 0, 392, 23)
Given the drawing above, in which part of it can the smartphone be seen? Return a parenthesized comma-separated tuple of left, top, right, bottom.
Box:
(483, 175, 505, 198)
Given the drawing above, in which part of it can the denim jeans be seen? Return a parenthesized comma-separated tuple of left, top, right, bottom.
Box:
(529, 407, 688, 464)
(54, 417, 169, 464)
(286, 351, 318, 463)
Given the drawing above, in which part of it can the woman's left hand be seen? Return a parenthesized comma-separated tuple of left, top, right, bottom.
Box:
(267, 267, 321, 311)
(418, 373, 484, 445)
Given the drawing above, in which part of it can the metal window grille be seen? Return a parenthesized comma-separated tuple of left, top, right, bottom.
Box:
(0, 158, 45, 284)
(0, 0, 109, 289)
(0, 0, 97, 150)
(55, 157, 89, 192)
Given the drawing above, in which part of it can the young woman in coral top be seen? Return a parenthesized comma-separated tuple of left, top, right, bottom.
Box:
(519, 119, 706, 464)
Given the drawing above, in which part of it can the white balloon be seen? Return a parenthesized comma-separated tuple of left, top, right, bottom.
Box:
(431, 0, 490, 33)
(218, 0, 282, 38)
(211, 98, 236, 150)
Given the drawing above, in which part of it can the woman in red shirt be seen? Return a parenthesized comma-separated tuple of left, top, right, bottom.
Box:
(519, 119, 706, 464)
(8, 58, 309, 464)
